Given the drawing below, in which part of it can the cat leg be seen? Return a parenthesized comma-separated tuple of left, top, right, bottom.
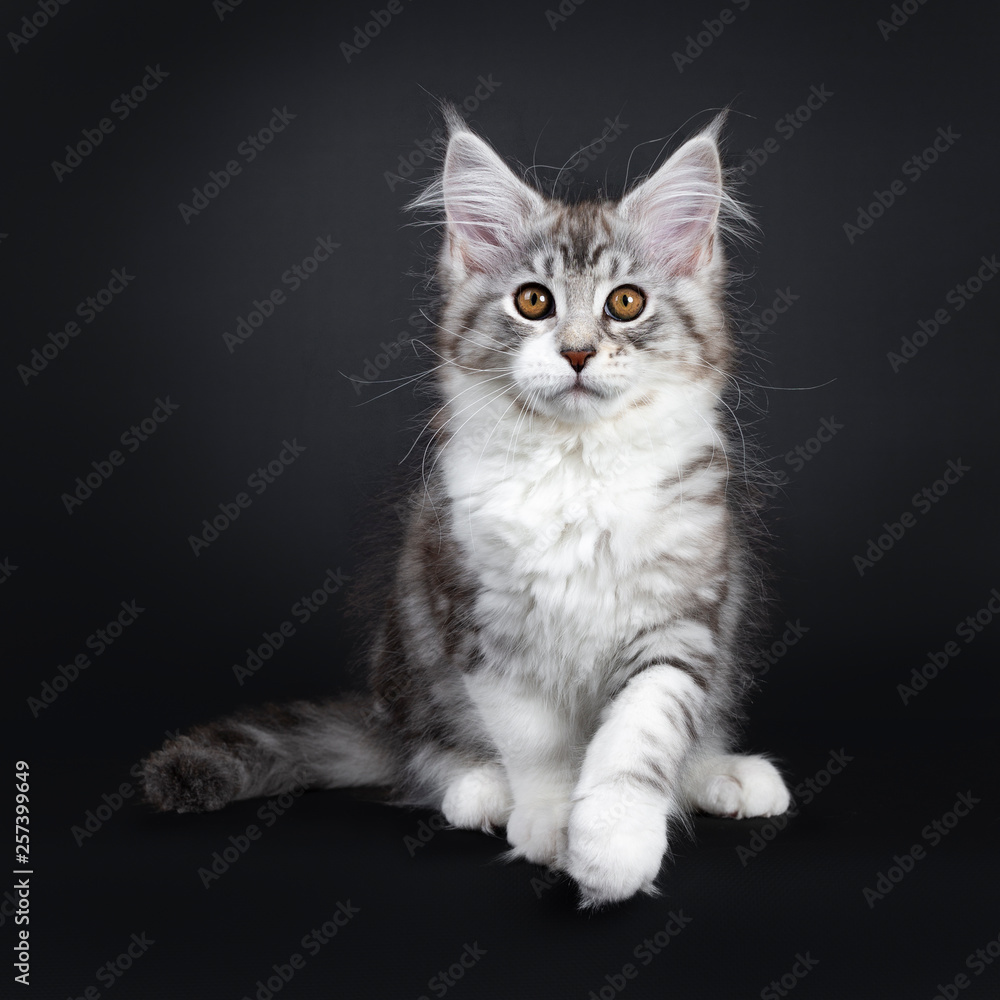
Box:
(680, 752, 790, 819)
(399, 743, 512, 831)
(565, 663, 707, 908)
(463, 672, 578, 866)
(440, 762, 513, 832)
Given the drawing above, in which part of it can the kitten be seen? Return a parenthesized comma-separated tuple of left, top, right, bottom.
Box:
(142, 107, 791, 907)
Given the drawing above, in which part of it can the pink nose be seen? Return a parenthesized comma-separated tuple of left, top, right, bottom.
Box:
(561, 350, 595, 373)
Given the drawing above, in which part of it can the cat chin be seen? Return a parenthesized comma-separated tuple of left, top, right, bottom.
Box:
(527, 385, 628, 424)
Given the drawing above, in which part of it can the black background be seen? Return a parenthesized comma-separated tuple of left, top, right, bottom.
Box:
(5, 0, 999, 997)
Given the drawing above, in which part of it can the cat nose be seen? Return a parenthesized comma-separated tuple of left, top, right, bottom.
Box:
(561, 349, 596, 373)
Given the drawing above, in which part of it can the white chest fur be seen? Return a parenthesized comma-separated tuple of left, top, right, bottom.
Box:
(438, 396, 722, 688)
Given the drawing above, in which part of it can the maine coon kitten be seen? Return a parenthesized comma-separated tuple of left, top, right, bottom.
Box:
(142, 107, 791, 907)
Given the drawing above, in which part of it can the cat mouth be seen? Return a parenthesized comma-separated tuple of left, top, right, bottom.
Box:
(542, 379, 617, 414)
(560, 377, 604, 398)
(521, 374, 623, 416)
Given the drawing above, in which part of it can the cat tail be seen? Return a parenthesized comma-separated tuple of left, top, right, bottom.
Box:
(140, 694, 397, 813)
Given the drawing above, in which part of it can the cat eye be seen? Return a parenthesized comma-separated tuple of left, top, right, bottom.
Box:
(514, 284, 554, 320)
(605, 286, 645, 321)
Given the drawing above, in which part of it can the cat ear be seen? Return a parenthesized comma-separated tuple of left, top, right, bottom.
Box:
(619, 130, 724, 276)
(440, 121, 545, 275)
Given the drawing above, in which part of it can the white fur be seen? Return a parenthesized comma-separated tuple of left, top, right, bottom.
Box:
(440, 764, 512, 831)
(564, 666, 705, 903)
(566, 786, 668, 906)
(682, 753, 791, 818)
(441, 378, 731, 903)
(418, 113, 788, 906)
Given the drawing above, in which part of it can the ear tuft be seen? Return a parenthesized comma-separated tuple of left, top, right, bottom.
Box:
(408, 107, 545, 276)
(619, 123, 739, 276)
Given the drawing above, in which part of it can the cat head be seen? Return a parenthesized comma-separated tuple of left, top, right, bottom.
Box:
(409, 107, 749, 426)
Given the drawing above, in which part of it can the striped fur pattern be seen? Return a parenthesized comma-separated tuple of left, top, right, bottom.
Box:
(142, 109, 790, 907)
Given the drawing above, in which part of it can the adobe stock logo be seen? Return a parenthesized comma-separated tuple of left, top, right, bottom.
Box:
(213, 0, 246, 21)
(222, 236, 339, 353)
(586, 911, 693, 1000)
(671, 1, 751, 74)
(877, 0, 930, 40)
(842, 126, 961, 244)
(178, 107, 298, 224)
(17, 268, 135, 386)
(545, 0, 587, 31)
(929, 929, 1000, 1000)
(383, 76, 502, 193)
(7, 0, 73, 53)
(197, 780, 310, 889)
(0, 559, 18, 586)
(760, 952, 819, 1000)
(750, 619, 809, 676)
(51, 65, 170, 182)
(70, 732, 180, 847)
(895, 588, 1000, 705)
(551, 117, 629, 197)
(340, 2, 412, 63)
(737, 750, 852, 866)
(861, 791, 980, 909)
(64, 932, 155, 998)
(231, 567, 350, 685)
(743, 288, 799, 344)
(26, 601, 146, 718)
(738, 85, 834, 179)
(852, 458, 970, 576)
(416, 942, 487, 1000)
(187, 439, 306, 556)
(237, 904, 360, 1000)
(61, 397, 179, 514)
(886, 253, 998, 372)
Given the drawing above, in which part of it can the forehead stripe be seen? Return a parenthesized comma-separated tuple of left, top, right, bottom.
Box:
(589, 242, 610, 267)
(667, 297, 705, 344)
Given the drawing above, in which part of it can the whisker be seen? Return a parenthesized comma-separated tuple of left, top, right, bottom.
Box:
(503, 384, 536, 477)
(346, 362, 452, 406)
(466, 385, 534, 551)
(417, 309, 511, 356)
(424, 382, 514, 497)
(399, 371, 513, 468)
(417, 378, 514, 487)
(473, 382, 528, 486)
(690, 353, 837, 394)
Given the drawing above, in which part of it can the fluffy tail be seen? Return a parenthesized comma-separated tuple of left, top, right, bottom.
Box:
(141, 695, 397, 813)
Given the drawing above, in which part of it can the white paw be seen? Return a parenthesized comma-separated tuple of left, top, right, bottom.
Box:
(505, 798, 571, 866)
(691, 754, 791, 819)
(564, 786, 667, 907)
(441, 766, 512, 831)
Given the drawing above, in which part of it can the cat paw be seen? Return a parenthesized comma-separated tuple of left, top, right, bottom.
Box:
(564, 786, 667, 908)
(505, 798, 571, 866)
(441, 765, 513, 831)
(141, 737, 243, 813)
(688, 754, 791, 819)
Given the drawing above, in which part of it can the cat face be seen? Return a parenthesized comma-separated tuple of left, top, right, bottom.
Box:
(415, 112, 741, 425)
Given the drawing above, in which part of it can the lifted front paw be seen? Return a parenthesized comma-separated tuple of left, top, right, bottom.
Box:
(565, 787, 667, 908)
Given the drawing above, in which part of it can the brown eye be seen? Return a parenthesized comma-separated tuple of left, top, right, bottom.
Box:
(515, 284, 554, 320)
(605, 286, 645, 321)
